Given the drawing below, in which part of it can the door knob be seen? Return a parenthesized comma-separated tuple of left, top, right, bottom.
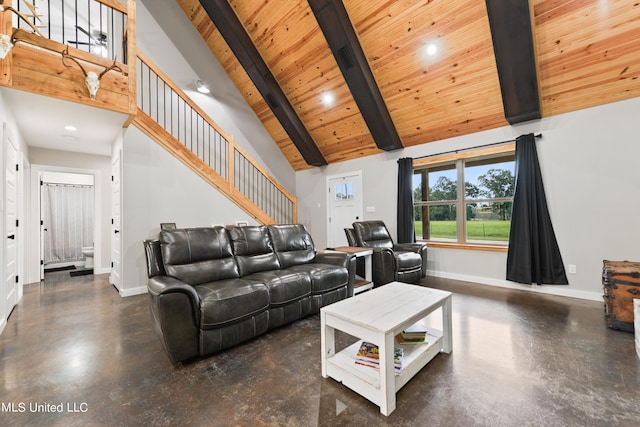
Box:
(114, 229, 120, 234)
(7, 234, 15, 239)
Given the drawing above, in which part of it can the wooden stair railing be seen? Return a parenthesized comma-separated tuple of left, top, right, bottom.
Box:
(133, 51, 297, 225)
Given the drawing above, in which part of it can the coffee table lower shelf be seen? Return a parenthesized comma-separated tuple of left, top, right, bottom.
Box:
(325, 328, 443, 405)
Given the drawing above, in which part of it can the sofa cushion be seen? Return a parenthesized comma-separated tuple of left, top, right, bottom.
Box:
(288, 263, 348, 294)
(228, 226, 280, 276)
(394, 251, 422, 272)
(160, 227, 239, 285)
(245, 270, 311, 306)
(195, 279, 269, 329)
(268, 224, 316, 268)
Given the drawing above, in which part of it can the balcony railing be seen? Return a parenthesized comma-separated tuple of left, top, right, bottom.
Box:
(135, 52, 297, 225)
(11, 0, 127, 63)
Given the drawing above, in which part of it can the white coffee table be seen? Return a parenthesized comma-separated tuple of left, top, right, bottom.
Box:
(320, 282, 452, 416)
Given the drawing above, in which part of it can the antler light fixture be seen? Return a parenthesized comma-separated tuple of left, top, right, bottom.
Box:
(61, 46, 122, 100)
(0, 4, 44, 59)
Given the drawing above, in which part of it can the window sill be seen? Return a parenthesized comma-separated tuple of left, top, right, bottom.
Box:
(423, 241, 508, 253)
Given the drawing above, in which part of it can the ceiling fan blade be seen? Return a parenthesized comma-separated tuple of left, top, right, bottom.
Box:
(75, 25, 92, 37)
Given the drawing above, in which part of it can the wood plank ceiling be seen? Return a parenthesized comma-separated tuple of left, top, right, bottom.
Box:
(177, 0, 640, 171)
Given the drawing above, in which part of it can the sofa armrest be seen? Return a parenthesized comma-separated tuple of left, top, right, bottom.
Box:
(315, 251, 350, 268)
(394, 243, 428, 278)
(315, 252, 357, 297)
(148, 275, 200, 303)
(147, 276, 201, 363)
(371, 247, 396, 286)
(394, 242, 425, 253)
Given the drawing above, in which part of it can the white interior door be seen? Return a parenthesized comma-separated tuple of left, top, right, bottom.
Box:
(327, 171, 363, 248)
(4, 126, 19, 314)
(110, 149, 122, 291)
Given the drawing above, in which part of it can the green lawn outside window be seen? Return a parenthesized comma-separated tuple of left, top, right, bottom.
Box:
(415, 220, 511, 242)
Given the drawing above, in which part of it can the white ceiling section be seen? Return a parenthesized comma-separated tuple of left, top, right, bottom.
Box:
(1, 87, 126, 156)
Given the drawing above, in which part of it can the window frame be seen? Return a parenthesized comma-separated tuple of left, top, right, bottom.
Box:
(413, 143, 515, 251)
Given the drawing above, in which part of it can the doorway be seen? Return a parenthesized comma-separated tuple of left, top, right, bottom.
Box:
(41, 171, 95, 277)
(326, 171, 363, 248)
(26, 163, 102, 283)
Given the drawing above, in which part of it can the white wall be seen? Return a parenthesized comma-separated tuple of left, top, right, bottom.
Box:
(28, 148, 111, 281)
(296, 97, 640, 301)
(136, 0, 296, 193)
(120, 125, 259, 295)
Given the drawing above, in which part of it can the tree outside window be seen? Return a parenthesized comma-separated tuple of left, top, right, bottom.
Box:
(413, 152, 515, 245)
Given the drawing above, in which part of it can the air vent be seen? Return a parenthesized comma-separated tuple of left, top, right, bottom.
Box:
(336, 46, 354, 70)
(265, 93, 279, 109)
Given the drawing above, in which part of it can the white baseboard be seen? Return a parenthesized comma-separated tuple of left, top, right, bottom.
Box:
(118, 286, 148, 297)
(426, 269, 602, 302)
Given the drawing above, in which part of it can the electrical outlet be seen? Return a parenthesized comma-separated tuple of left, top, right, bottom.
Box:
(568, 264, 577, 274)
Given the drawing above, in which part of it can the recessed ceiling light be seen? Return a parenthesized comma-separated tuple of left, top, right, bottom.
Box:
(425, 43, 438, 56)
(195, 80, 210, 94)
(321, 92, 335, 107)
(64, 125, 77, 132)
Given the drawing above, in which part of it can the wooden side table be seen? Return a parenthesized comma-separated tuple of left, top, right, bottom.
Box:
(332, 246, 373, 294)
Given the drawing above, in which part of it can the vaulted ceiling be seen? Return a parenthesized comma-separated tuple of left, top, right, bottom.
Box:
(176, 0, 640, 171)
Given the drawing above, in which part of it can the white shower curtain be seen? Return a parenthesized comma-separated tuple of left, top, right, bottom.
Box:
(42, 184, 95, 264)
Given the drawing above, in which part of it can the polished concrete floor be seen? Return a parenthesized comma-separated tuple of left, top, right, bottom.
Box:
(1, 272, 639, 426)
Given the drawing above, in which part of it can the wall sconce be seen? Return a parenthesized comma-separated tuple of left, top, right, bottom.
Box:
(195, 79, 210, 94)
(0, 4, 45, 59)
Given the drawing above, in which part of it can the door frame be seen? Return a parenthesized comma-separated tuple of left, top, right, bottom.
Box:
(326, 170, 363, 248)
(29, 164, 103, 283)
(109, 147, 122, 291)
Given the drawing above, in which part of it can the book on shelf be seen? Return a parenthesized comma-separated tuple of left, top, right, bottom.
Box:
(355, 341, 403, 374)
(395, 324, 428, 345)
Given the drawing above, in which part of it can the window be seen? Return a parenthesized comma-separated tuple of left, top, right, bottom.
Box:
(334, 182, 354, 200)
(413, 146, 515, 247)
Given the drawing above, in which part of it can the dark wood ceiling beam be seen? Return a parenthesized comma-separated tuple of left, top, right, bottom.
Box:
(485, 0, 541, 124)
(198, 0, 327, 167)
(308, 0, 404, 152)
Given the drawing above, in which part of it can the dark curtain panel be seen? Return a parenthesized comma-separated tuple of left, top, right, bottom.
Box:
(506, 133, 568, 285)
(397, 157, 415, 243)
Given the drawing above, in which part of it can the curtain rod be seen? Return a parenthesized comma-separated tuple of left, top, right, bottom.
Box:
(412, 133, 542, 161)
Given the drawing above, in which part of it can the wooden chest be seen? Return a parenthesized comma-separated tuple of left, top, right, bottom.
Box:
(602, 260, 640, 332)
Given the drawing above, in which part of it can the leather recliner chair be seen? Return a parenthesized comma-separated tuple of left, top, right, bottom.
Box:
(352, 220, 427, 287)
(344, 227, 357, 246)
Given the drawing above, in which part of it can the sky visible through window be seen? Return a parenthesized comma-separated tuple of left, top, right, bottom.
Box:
(413, 161, 514, 195)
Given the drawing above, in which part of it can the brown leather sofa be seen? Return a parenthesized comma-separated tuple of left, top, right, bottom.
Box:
(351, 220, 427, 287)
(144, 224, 355, 363)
